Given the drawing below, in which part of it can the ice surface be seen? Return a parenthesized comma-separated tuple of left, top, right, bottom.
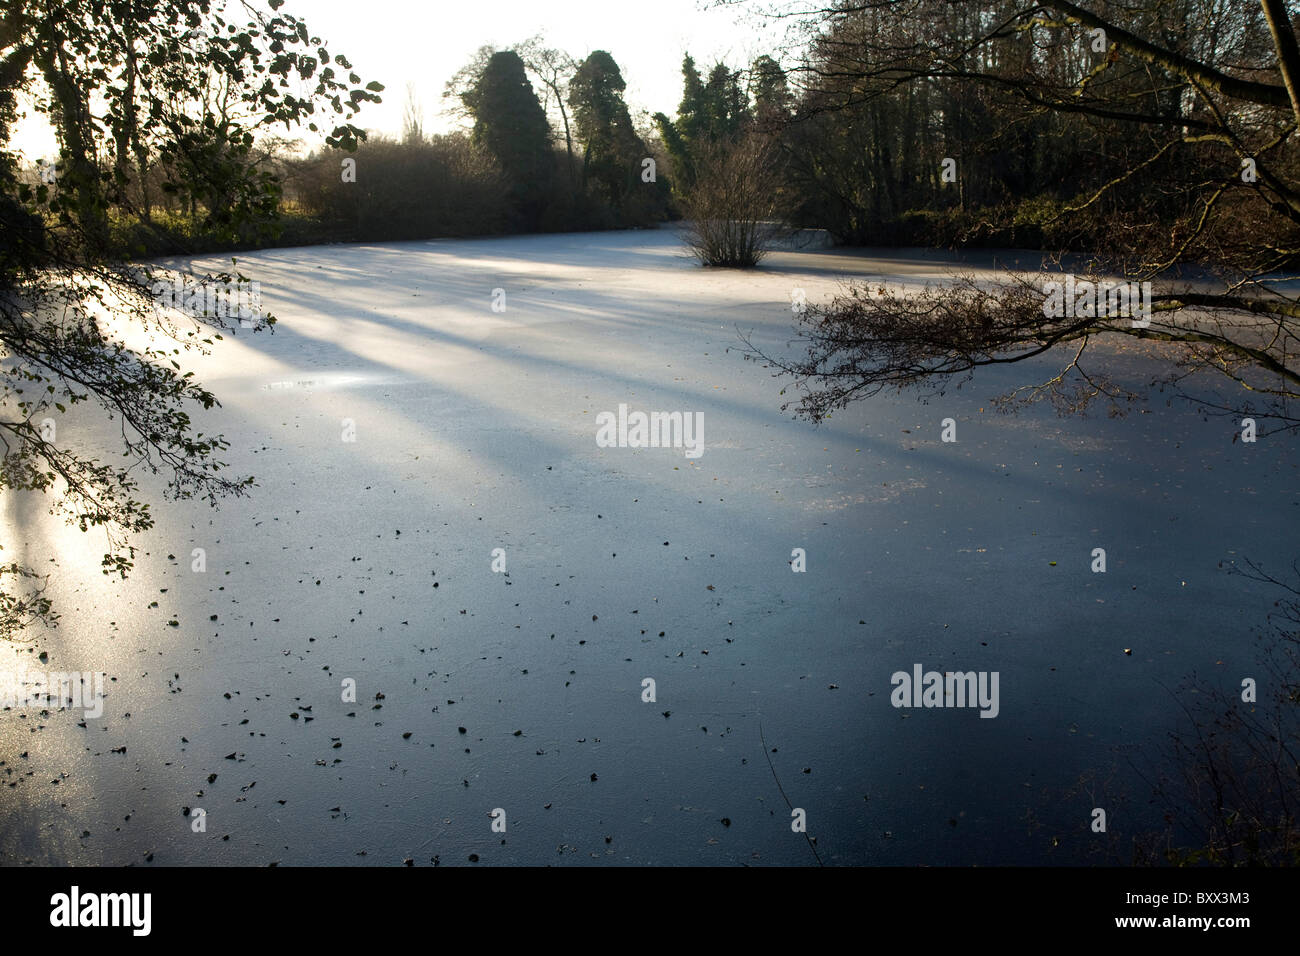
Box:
(1, 228, 1294, 865)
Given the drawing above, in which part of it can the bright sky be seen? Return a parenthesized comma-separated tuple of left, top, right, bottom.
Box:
(12, 0, 801, 161)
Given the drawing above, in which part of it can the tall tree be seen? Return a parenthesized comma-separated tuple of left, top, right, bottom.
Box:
(703, 63, 751, 140)
(402, 82, 425, 145)
(11, 0, 379, 251)
(463, 49, 554, 227)
(567, 50, 645, 208)
(654, 54, 749, 192)
(677, 55, 707, 145)
(749, 54, 792, 126)
(514, 36, 579, 187)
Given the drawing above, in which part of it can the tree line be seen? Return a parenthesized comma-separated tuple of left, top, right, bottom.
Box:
(16, 7, 1280, 260)
(285, 42, 676, 243)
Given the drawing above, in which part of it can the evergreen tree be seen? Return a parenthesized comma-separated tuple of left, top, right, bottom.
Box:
(749, 55, 791, 126)
(703, 63, 749, 141)
(464, 50, 554, 227)
(676, 55, 706, 145)
(654, 54, 747, 193)
(568, 50, 643, 210)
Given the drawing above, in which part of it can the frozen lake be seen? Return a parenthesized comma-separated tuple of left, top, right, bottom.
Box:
(2, 228, 1295, 865)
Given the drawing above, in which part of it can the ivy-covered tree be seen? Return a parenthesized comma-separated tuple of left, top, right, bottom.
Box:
(567, 50, 645, 210)
(462, 49, 555, 228)
(749, 54, 792, 127)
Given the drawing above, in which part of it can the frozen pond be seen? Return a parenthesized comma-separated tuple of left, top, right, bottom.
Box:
(2, 228, 1295, 865)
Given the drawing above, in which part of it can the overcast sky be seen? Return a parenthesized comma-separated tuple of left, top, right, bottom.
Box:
(12, 0, 803, 161)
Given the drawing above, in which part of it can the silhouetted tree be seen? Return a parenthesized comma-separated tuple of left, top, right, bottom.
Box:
(749, 54, 792, 127)
(463, 50, 555, 228)
(568, 51, 645, 210)
(655, 54, 754, 194)
(515, 36, 579, 186)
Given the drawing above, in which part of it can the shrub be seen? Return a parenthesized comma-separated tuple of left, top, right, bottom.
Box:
(285, 134, 511, 241)
(682, 135, 781, 267)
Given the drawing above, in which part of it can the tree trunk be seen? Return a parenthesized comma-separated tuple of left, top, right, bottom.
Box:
(1261, 0, 1300, 128)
